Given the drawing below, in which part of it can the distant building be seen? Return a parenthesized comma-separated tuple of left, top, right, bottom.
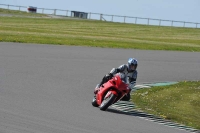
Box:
(27, 6, 37, 13)
(71, 11, 88, 19)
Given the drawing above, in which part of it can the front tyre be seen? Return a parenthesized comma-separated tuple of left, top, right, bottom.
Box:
(92, 96, 98, 107)
(100, 93, 117, 111)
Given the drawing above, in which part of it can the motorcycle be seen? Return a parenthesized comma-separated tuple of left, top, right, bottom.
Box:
(92, 73, 130, 111)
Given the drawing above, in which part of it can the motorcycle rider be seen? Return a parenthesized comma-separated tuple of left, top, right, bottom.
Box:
(94, 58, 138, 101)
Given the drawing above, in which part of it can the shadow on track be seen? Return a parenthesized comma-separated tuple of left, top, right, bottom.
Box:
(106, 108, 152, 118)
(106, 108, 199, 133)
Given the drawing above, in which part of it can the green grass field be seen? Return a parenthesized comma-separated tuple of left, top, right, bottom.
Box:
(0, 9, 200, 51)
(0, 8, 47, 17)
(132, 81, 200, 129)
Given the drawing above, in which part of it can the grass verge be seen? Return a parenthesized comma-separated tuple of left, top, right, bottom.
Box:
(131, 81, 200, 129)
(0, 14, 200, 51)
(0, 8, 47, 17)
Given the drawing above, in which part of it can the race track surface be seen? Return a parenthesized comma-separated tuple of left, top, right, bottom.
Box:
(0, 42, 199, 133)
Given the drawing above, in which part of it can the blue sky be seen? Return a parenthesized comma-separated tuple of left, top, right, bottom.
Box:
(1, 0, 200, 23)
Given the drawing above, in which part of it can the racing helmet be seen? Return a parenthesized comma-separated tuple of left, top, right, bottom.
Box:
(128, 58, 138, 71)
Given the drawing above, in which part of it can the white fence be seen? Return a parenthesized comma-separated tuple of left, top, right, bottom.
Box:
(0, 4, 199, 28)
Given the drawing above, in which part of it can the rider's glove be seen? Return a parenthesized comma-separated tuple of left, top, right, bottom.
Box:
(109, 73, 113, 78)
(105, 73, 113, 80)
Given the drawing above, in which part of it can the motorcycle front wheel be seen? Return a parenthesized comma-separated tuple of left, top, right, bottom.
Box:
(99, 93, 117, 111)
(92, 96, 98, 107)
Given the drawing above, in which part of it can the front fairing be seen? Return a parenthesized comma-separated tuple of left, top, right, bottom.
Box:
(96, 81, 114, 105)
(96, 75, 129, 105)
(111, 75, 128, 92)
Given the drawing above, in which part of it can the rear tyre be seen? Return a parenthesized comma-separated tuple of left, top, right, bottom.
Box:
(100, 93, 117, 111)
(121, 93, 131, 101)
(92, 96, 98, 107)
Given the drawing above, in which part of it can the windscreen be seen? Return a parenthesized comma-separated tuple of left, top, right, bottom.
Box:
(116, 73, 126, 83)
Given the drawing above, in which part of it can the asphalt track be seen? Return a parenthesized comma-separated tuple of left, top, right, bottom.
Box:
(0, 42, 199, 133)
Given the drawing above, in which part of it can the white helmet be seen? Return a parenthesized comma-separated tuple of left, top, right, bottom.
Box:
(128, 58, 138, 71)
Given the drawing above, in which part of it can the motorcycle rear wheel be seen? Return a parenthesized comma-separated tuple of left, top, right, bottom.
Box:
(100, 93, 117, 111)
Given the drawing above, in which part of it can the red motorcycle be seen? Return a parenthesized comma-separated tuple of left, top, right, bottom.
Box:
(92, 73, 130, 111)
